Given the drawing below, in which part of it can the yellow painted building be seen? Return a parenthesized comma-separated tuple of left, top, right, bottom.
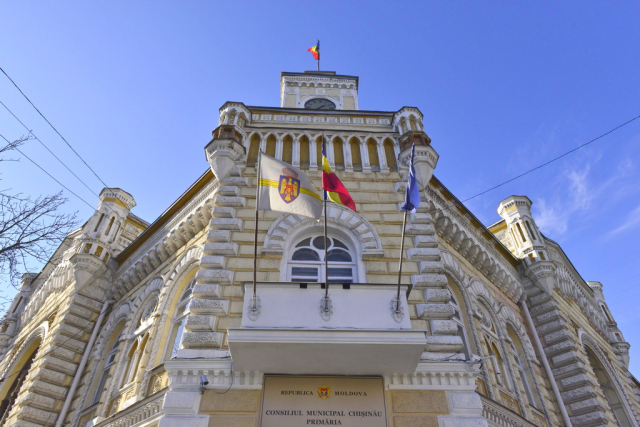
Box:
(0, 70, 638, 427)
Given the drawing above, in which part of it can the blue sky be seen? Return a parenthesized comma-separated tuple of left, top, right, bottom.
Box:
(2, 2, 640, 374)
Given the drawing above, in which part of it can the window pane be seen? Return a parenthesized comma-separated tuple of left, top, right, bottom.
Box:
(180, 288, 192, 302)
(296, 238, 311, 248)
(93, 368, 111, 404)
(328, 267, 353, 277)
(333, 239, 348, 249)
(292, 248, 320, 261)
(170, 320, 185, 359)
(327, 249, 352, 262)
(328, 278, 353, 283)
(292, 267, 319, 277)
(312, 236, 326, 250)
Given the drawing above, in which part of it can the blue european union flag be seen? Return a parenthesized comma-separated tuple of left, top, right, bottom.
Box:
(401, 144, 420, 213)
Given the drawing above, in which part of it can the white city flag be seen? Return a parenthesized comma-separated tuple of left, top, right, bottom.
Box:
(257, 152, 322, 219)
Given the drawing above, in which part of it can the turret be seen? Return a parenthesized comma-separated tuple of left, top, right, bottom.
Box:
(71, 188, 136, 289)
(589, 281, 631, 368)
(396, 107, 438, 187)
(497, 196, 555, 293)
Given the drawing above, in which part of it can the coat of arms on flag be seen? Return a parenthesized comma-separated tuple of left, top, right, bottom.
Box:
(278, 168, 300, 204)
(318, 385, 330, 400)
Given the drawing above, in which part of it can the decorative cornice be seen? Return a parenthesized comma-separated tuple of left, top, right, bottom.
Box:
(249, 113, 392, 127)
(384, 361, 481, 391)
(115, 179, 218, 280)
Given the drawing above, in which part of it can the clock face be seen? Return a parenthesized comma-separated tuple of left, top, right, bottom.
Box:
(304, 98, 337, 110)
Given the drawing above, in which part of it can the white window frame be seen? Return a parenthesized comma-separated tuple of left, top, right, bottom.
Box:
(165, 279, 195, 360)
(286, 235, 358, 283)
(92, 330, 123, 405)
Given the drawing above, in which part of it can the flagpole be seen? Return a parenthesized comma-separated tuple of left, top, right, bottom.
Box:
(317, 40, 320, 71)
(395, 209, 409, 313)
(323, 135, 329, 305)
(251, 151, 262, 317)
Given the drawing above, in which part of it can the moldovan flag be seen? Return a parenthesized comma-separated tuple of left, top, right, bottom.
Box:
(257, 152, 323, 220)
(322, 141, 357, 212)
(307, 41, 320, 60)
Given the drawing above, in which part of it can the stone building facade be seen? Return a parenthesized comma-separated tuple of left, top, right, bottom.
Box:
(0, 70, 638, 427)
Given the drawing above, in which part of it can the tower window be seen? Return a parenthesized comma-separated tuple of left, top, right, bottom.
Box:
(94, 213, 105, 232)
(105, 216, 115, 235)
(516, 223, 527, 243)
(525, 220, 537, 240)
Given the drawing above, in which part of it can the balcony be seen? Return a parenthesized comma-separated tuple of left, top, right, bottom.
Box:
(227, 282, 427, 376)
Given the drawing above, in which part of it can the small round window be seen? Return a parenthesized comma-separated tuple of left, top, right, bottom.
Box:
(288, 235, 357, 283)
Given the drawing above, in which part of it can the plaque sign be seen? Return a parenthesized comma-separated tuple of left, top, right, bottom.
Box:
(260, 376, 387, 427)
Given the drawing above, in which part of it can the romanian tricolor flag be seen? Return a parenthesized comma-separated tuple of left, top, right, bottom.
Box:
(322, 139, 356, 212)
(307, 41, 320, 60)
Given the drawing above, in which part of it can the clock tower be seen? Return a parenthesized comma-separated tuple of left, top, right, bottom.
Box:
(280, 71, 359, 110)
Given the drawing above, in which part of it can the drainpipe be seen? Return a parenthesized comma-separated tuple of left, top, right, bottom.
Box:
(55, 300, 112, 427)
(520, 297, 572, 427)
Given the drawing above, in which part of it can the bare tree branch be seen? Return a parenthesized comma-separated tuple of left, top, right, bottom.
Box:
(0, 134, 32, 162)
(0, 192, 79, 287)
(0, 136, 80, 295)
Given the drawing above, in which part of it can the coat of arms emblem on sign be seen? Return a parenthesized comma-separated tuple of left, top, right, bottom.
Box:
(318, 385, 330, 400)
(279, 168, 300, 204)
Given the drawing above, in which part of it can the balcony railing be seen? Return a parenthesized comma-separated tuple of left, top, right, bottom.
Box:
(227, 282, 427, 376)
(480, 394, 543, 427)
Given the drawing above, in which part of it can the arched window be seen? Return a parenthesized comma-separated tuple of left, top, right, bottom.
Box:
(507, 327, 539, 408)
(247, 133, 260, 166)
(601, 304, 614, 323)
(282, 135, 293, 164)
(349, 138, 362, 171)
(525, 220, 537, 240)
(122, 335, 149, 387)
(0, 344, 39, 423)
(316, 136, 324, 167)
(448, 286, 470, 359)
(516, 222, 527, 243)
(92, 328, 124, 405)
(367, 139, 380, 172)
(166, 279, 195, 359)
(287, 235, 357, 283)
(490, 343, 510, 389)
(409, 116, 418, 131)
(299, 136, 310, 169)
(383, 139, 397, 172)
(266, 134, 276, 158)
(586, 347, 633, 426)
(333, 138, 345, 170)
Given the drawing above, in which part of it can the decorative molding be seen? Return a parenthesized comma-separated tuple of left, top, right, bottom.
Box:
(164, 358, 263, 390)
(480, 395, 538, 427)
(262, 205, 384, 259)
(115, 179, 217, 281)
(425, 186, 524, 303)
(385, 361, 481, 391)
(97, 391, 166, 427)
(249, 115, 393, 128)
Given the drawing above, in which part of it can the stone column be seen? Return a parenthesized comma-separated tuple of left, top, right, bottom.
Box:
(292, 137, 300, 167)
(309, 138, 318, 172)
(361, 141, 371, 174)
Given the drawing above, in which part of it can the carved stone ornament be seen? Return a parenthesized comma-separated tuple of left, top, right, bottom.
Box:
(398, 140, 439, 187)
(204, 125, 246, 182)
